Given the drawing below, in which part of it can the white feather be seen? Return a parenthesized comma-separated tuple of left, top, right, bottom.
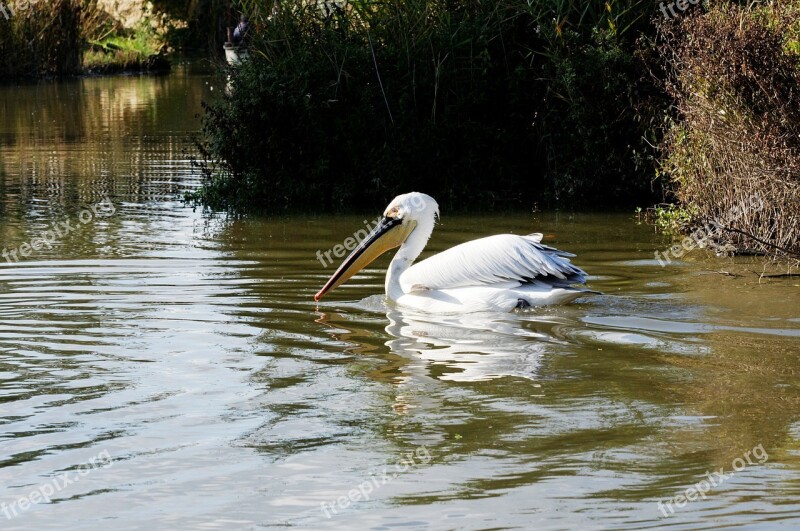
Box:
(400, 234, 586, 293)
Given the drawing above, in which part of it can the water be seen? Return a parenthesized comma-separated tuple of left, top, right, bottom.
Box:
(0, 64, 799, 530)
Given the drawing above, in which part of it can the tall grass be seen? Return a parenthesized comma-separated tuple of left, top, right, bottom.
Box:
(0, 0, 84, 78)
(195, 0, 661, 211)
(0, 0, 188, 79)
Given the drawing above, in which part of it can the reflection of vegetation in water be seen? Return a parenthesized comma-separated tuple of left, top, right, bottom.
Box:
(314, 281, 800, 503)
(635, 203, 698, 235)
(0, 66, 208, 214)
(295, 213, 797, 501)
(202, 209, 800, 515)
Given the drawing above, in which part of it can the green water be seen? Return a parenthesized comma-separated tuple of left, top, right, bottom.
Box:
(0, 64, 799, 530)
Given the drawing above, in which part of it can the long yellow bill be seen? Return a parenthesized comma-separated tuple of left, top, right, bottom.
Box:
(315, 216, 415, 301)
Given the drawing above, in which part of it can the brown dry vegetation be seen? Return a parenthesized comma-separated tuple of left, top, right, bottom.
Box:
(656, 2, 800, 259)
(0, 0, 83, 78)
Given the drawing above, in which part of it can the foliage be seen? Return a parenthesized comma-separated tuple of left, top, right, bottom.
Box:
(84, 22, 167, 73)
(635, 203, 697, 234)
(535, 29, 661, 204)
(152, 0, 229, 51)
(0, 0, 178, 78)
(0, 0, 83, 78)
(80, 1, 177, 74)
(654, 1, 800, 258)
(193, 0, 663, 212)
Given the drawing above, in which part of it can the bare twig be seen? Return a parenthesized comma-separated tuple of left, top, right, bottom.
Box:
(711, 222, 800, 259)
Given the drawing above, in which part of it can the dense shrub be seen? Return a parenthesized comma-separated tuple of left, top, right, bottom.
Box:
(655, 1, 800, 258)
(537, 31, 661, 204)
(194, 0, 661, 212)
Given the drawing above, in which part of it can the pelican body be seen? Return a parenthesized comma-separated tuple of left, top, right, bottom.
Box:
(315, 193, 592, 313)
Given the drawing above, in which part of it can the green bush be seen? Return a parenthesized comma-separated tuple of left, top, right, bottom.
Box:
(194, 0, 662, 212)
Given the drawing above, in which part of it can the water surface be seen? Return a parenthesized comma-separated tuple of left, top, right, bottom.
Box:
(0, 65, 799, 530)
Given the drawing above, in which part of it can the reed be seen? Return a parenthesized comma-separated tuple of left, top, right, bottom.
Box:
(194, 0, 660, 211)
(0, 0, 84, 78)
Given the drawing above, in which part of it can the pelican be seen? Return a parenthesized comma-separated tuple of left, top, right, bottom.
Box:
(314, 192, 593, 313)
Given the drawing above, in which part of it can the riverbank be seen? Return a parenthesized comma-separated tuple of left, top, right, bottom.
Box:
(82, 0, 176, 75)
(194, 0, 799, 262)
(0, 0, 216, 78)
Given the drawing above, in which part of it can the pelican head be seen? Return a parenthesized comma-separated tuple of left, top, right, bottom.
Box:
(314, 192, 439, 301)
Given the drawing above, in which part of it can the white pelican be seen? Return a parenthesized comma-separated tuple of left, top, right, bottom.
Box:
(314, 192, 593, 313)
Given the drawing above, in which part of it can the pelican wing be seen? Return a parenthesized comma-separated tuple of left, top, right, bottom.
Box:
(400, 234, 587, 292)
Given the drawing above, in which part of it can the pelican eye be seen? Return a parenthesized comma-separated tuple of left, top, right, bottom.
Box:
(386, 206, 401, 218)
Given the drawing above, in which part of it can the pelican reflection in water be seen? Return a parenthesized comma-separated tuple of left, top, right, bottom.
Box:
(315, 192, 594, 313)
